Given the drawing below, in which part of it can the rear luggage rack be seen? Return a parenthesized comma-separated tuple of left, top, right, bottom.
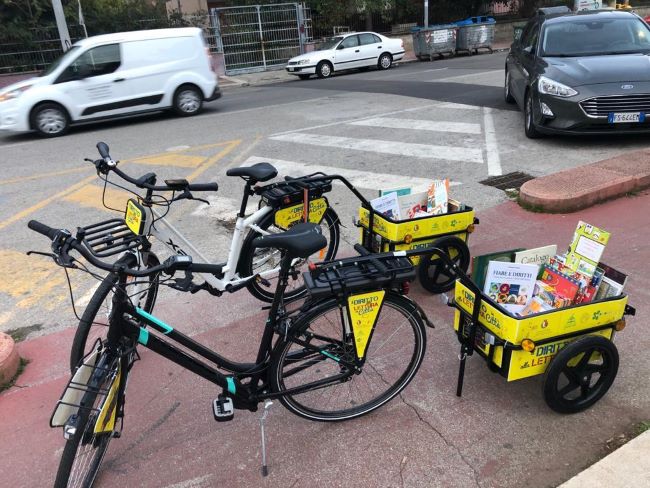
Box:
(304, 255, 416, 298)
(257, 178, 332, 207)
(79, 218, 142, 258)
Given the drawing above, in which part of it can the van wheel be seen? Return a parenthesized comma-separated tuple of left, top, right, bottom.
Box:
(30, 103, 69, 137)
(173, 84, 203, 116)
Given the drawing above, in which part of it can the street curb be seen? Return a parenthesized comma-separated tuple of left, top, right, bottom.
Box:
(0, 332, 20, 387)
(559, 430, 650, 487)
(519, 148, 650, 213)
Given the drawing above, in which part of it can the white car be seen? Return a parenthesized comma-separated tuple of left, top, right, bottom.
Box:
(286, 31, 405, 79)
(0, 27, 220, 137)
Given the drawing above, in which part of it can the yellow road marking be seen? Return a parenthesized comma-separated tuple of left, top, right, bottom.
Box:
(185, 139, 242, 182)
(63, 184, 132, 211)
(129, 153, 206, 168)
(0, 174, 96, 231)
(0, 139, 243, 230)
(0, 166, 88, 186)
(0, 250, 69, 309)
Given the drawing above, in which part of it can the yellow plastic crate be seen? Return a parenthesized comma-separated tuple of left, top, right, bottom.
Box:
(453, 280, 627, 381)
(358, 205, 475, 243)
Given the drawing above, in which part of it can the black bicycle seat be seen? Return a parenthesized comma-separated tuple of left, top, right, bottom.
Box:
(226, 163, 277, 183)
(252, 223, 327, 259)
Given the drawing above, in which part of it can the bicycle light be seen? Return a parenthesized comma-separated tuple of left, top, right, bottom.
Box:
(467, 224, 476, 233)
(521, 339, 536, 352)
(614, 319, 626, 331)
(404, 234, 413, 244)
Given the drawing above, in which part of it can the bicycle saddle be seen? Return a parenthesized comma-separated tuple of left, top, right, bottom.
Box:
(226, 162, 277, 183)
(252, 223, 327, 259)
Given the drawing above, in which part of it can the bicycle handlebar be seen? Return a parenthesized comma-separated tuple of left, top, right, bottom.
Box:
(92, 142, 219, 193)
(28, 219, 224, 278)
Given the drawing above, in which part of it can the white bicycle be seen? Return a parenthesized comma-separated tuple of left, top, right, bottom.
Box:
(69, 142, 340, 370)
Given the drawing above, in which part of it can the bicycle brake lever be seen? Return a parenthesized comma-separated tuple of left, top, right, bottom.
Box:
(169, 269, 194, 292)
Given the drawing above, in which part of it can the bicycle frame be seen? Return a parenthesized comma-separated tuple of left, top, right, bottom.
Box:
(142, 203, 274, 291)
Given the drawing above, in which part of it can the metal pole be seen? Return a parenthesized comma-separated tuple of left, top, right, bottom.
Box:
(52, 0, 72, 51)
(424, 0, 429, 28)
(257, 6, 267, 70)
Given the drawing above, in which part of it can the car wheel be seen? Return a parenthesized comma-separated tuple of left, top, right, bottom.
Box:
(524, 90, 542, 139)
(173, 84, 203, 116)
(378, 52, 392, 70)
(30, 103, 69, 137)
(298, 74, 311, 80)
(504, 70, 515, 104)
(316, 61, 333, 79)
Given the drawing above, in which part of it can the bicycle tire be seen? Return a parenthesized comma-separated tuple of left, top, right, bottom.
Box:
(239, 207, 340, 302)
(270, 292, 426, 421)
(70, 253, 159, 372)
(54, 353, 118, 488)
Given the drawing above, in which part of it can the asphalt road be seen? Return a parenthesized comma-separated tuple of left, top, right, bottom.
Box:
(1, 51, 649, 338)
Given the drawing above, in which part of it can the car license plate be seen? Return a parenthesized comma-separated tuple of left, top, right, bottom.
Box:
(287, 67, 295, 72)
(608, 112, 645, 124)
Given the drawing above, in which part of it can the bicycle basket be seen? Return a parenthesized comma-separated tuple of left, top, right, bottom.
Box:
(303, 255, 416, 299)
(257, 179, 332, 208)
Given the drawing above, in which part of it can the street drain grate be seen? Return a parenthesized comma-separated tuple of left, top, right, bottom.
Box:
(479, 171, 535, 191)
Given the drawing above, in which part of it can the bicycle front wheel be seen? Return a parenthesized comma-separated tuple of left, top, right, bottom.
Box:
(270, 292, 426, 421)
(54, 353, 119, 488)
(70, 252, 159, 372)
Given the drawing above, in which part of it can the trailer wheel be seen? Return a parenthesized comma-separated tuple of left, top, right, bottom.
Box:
(417, 236, 470, 293)
(543, 335, 619, 414)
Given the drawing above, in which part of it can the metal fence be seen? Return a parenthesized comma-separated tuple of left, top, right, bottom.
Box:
(0, 25, 87, 74)
(210, 3, 306, 75)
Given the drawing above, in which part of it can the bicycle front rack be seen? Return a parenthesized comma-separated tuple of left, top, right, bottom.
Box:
(79, 218, 143, 258)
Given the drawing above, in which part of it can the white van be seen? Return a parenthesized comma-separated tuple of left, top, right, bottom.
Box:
(0, 27, 220, 137)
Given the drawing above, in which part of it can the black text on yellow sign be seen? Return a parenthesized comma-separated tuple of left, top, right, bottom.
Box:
(347, 290, 386, 359)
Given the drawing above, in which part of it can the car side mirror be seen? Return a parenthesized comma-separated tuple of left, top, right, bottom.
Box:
(77, 65, 92, 78)
(337, 44, 345, 50)
(522, 46, 533, 56)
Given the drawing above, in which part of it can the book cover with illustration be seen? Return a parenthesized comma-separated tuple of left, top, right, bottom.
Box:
(398, 191, 429, 219)
(483, 261, 538, 314)
(540, 266, 581, 304)
(594, 262, 628, 299)
(379, 187, 411, 197)
(565, 221, 610, 277)
(426, 179, 450, 215)
(471, 248, 525, 290)
(514, 245, 557, 268)
(370, 192, 401, 220)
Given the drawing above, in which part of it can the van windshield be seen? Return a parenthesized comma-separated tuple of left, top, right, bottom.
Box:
(40, 46, 81, 76)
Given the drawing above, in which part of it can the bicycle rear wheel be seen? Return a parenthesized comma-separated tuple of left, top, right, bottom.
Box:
(270, 292, 426, 421)
(239, 208, 340, 302)
(54, 353, 119, 488)
(70, 252, 159, 372)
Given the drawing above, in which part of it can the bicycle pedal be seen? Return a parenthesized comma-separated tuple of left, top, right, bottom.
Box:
(256, 276, 271, 288)
(212, 395, 234, 422)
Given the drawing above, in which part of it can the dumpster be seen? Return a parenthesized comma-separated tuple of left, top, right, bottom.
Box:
(455, 16, 496, 55)
(411, 24, 457, 61)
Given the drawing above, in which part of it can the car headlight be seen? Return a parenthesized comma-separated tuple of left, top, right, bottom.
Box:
(538, 76, 577, 97)
(297, 59, 310, 65)
(0, 85, 31, 102)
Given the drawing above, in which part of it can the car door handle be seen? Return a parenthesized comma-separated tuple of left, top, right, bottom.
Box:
(113, 78, 125, 83)
(378, 46, 382, 48)
(355, 49, 360, 53)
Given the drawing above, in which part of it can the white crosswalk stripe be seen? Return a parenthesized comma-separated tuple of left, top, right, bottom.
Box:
(269, 133, 484, 164)
(243, 156, 462, 192)
(349, 117, 481, 134)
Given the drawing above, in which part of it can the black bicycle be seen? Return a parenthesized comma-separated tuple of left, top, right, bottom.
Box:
(28, 219, 429, 487)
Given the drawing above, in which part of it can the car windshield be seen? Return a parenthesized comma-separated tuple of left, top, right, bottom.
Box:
(39, 46, 81, 76)
(541, 17, 650, 57)
(317, 36, 344, 50)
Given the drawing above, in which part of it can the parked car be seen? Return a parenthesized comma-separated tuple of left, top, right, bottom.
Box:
(285, 31, 405, 79)
(0, 27, 220, 137)
(505, 9, 650, 137)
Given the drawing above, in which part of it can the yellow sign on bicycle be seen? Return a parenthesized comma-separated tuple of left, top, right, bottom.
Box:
(95, 365, 121, 434)
(125, 199, 146, 235)
(347, 290, 385, 359)
(274, 198, 328, 229)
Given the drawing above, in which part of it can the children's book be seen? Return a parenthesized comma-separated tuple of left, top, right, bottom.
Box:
(379, 187, 411, 197)
(540, 266, 581, 304)
(594, 263, 628, 299)
(471, 248, 525, 290)
(565, 221, 610, 277)
(427, 179, 450, 215)
(370, 192, 401, 220)
(484, 261, 538, 314)
(398, 191, 428, 220)
(520, 296, 554, 316)
(514, 245, 557, 268)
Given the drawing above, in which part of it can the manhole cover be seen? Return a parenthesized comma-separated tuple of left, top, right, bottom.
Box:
(479, 171, 535, 191)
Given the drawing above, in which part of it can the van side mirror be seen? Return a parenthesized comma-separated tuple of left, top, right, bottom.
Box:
(77, 65, 92, 78)
(522, 46, 534, 56)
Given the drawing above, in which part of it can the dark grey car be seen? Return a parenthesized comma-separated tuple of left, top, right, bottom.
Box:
(505, 9, 650, 138)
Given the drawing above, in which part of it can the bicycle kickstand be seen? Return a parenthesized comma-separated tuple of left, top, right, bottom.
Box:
(259, 400, 273, 477)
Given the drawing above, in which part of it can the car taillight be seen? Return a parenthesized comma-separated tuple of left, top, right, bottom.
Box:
(206, 47, 216, 73)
